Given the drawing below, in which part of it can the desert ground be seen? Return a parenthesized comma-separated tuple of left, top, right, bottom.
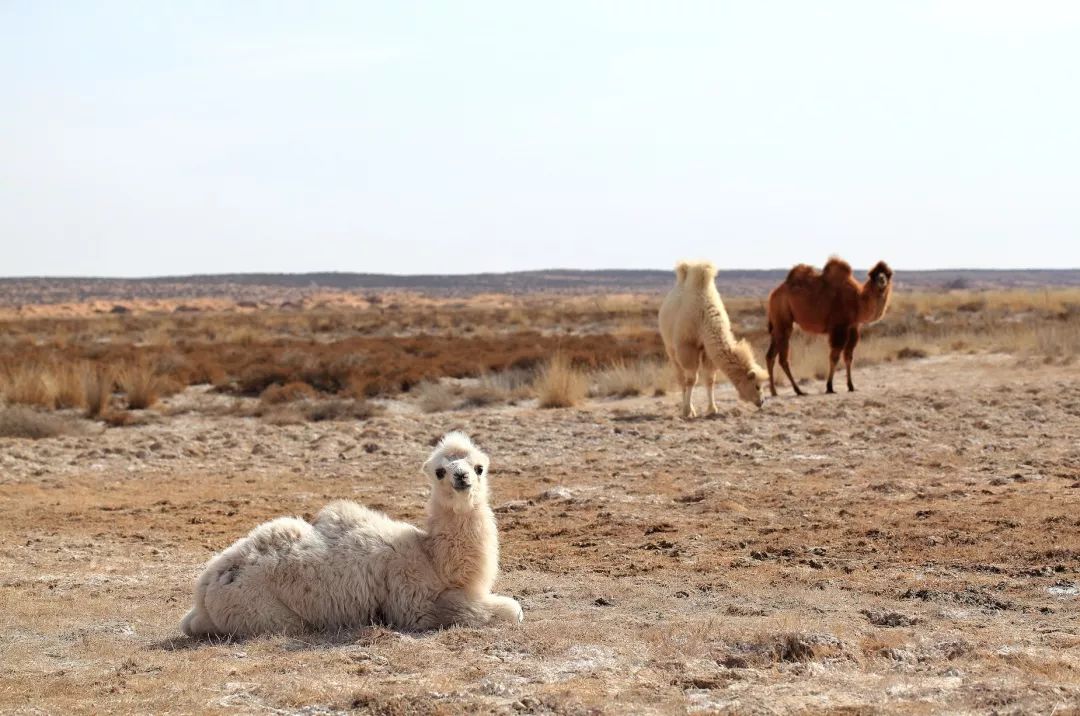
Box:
(1, 281, 1079, 714)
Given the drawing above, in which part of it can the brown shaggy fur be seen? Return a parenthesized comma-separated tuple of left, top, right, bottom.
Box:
(766, 258, 893, 395)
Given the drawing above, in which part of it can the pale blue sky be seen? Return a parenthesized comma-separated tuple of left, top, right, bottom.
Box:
(2, 1, 1078, 276)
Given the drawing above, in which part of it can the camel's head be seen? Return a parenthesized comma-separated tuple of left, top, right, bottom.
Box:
(733, 341, 768, 408)
(422, 431, 491, 508)
(868, 261, 893, 292)
(864, 261, 894, 323)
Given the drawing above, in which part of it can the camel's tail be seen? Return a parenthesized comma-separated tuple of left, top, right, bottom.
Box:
(675, 260, 717, 291)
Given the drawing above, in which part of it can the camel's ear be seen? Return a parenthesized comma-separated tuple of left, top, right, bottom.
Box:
(749, 366, 768, 383)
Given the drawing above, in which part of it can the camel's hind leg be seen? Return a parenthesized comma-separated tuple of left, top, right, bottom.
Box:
(774, 332, 803, 396)
(843, 326, 860, 392)
(674, 343, 701, 418)
(184, 518, 311, 638)
(187, 559, 307, 638)
(700, 351, 719, 416)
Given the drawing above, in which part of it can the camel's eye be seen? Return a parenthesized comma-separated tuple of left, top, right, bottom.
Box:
(435, 467, 446, 479)
(474, 464, 484, 476)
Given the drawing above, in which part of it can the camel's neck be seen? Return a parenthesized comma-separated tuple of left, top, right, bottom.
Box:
(424, 500, 499, 594)
(857, 282, 891, 324)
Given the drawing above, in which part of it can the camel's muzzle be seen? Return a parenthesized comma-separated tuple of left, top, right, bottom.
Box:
(452, 472, 471, 491)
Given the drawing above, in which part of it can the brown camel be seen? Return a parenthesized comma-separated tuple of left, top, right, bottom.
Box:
(766, 258, 893, 396)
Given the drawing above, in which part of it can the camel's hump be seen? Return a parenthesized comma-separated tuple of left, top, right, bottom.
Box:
(822, 257, 853, 284)
(674, 260, 717, 290)
(785, 263, 819, 284)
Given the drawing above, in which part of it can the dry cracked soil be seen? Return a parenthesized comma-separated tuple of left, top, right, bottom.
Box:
(1, 355, 1079, 714)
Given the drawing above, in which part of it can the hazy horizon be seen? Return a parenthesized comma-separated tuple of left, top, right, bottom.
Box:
(3, 1, 1079, 277)
(3, 264, 1079, 282)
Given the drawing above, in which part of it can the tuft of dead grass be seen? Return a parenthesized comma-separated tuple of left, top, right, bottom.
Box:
(414, 381, 460, 413)
(461, 369, 534, 407)
(535, 354, 588, 408)
(81, 365, 113, 418)
(590, 359, 671, 398)
(0, 363, 56, 408)
(117, 361, 173, 410)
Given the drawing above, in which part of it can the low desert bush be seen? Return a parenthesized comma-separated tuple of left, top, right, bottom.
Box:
(302, 399, 384, 422)
(0, 406, 86, 439)
(535, 354, 588, 408)
(260, 381, 319, 404)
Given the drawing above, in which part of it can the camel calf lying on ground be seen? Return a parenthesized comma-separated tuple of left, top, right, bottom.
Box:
(181, 432, 522, 637)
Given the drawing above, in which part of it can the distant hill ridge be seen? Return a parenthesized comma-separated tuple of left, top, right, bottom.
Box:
(1, 268, 1078, 306)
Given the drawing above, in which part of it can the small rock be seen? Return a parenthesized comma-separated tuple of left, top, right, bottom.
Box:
(1048, 581, 1079, 597)
(539, 487, 573, 501)
(593, 597, 614, 607)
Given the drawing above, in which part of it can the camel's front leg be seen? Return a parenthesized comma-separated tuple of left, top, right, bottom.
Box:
(486, 593, 524, 623)
(675, 343, 701, 418)
(825, 325, 847, 394)
(843, 326, 860, 392)
(701, 357, 719, 416)
(420, 589, 523, 629)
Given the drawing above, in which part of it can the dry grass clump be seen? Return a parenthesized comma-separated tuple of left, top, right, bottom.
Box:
(82, 365, 113, 418)
(535, 354, 588, 408)
(117, 361, 174, 410)
(414, 381, 460, 413)
(0, 406, 86, 439)
(461, 369, 534, 407)
(0, 363, 58, 408)
(590, 359, 671, 398)
(0, 361, 111, 413)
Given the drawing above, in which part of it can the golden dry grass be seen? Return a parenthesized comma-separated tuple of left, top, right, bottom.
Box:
(0, 287, 1076, 414)
(589, 359, 672, 399)
(534, 354, 588, 408)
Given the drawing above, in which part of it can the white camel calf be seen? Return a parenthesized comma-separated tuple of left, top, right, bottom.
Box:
(180, 432, 522, 637)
